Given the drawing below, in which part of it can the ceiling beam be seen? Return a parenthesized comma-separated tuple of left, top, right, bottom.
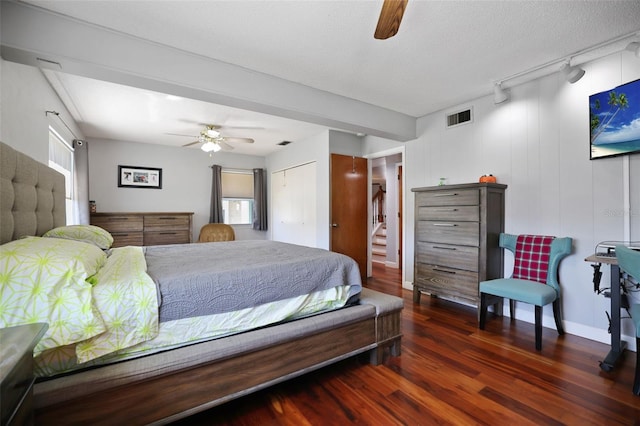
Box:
(1, 1, 417, 142)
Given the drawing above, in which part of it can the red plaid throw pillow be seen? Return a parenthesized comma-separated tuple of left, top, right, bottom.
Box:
(512, 235, 555, 284)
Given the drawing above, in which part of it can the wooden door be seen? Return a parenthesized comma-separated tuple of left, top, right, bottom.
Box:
(330, 154, 368, 278)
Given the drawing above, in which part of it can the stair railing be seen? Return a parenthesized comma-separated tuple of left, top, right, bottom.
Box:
(372, 185, 385, 226)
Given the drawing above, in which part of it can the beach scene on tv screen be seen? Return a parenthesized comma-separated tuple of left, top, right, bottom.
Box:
(590, 78, 640, 159)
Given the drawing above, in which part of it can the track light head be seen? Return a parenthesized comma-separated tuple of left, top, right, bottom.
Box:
(493, 83, 509, 104)
(561, 62, 585, 84)
(626, 41, 640, 58)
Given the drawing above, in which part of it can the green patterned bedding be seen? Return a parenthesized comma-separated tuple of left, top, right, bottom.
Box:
(0, 237, 107, 354)
(1, 238, 158, 371)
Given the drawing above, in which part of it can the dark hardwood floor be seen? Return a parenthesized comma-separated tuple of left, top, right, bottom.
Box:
(172, 263, 640, 425)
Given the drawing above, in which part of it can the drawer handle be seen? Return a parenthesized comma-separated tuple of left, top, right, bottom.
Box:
(109, 217, 129, 221)
(433, 246, 457, 250)
(432, 192, 458, 197)
(111, 233, 130, 236)
(433, 267, 457, 274)
(432, 223, 458, 227)
(158, 217, 177, 220)
(433, 208, 458, 212)
(159, 232, 177, 235)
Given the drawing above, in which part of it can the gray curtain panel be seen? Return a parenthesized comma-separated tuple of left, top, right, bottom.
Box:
(209, 165, 224, 223)
(73, 139, 90, 224)
(253, 168, 268, 231)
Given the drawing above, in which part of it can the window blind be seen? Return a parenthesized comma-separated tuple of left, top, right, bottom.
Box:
(222, 171, 253, 199)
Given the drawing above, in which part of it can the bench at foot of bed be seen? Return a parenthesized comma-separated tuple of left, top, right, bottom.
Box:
(34, 288, 402, 425)
(360, 288, 403, 365)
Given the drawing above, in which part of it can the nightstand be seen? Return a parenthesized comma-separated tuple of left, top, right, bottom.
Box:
(0, 323, 48, 426)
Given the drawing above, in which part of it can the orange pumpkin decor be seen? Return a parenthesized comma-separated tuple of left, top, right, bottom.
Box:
(479, 174, 497, 183)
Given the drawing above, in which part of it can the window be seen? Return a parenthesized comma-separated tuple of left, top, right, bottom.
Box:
(221, 170, 254, 225)
(48, 127, 75, 224)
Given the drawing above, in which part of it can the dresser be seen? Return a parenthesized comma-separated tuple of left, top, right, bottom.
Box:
(90, 212, 194, 247)
(0, 323, 47, 426)
(412, 183, 507, 308)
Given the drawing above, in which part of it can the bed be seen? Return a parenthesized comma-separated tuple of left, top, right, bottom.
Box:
(0, 141, 403, 425)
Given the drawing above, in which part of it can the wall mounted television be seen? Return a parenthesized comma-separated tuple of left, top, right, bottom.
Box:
(590, 78, 640, 160)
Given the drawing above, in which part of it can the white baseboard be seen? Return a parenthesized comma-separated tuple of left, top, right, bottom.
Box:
(409, 285, 637, 353)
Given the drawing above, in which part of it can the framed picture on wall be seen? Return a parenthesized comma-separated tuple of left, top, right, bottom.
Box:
(590, 77, 640, 160)
(118, 165, 162, 189)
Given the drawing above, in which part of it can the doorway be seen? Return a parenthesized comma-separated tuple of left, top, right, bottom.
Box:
(367, 148, 405, 286)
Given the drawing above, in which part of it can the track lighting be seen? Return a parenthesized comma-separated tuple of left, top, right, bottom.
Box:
(626, 42, 640, 58)
(561, 62, 585, 84)
(493, 83, 509, 104)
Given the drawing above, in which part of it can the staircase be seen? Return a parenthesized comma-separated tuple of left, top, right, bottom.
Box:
(372, 223, 387, 264)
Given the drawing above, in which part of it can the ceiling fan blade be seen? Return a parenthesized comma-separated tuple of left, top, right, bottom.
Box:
(218, 140, 235, 151)
(223, 137, 255, 144)
(182, 141, 201, 147)
(374, 0, 408, 40)
(166, 132, 197, 137)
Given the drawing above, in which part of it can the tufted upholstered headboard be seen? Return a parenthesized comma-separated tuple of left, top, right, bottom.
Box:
(0, 141, 66, 244)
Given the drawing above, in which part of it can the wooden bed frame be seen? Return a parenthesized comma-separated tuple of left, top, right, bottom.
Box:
(0, 141, 403, 425)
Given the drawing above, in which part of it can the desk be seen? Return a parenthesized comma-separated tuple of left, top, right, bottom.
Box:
(585, 254, 626, 372)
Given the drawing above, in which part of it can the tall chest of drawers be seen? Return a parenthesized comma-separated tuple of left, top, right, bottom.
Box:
(412, 183, 507, 308)
(90, 212, 193, 247)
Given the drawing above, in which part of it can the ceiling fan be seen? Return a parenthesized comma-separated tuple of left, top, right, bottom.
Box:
(374, 0, 408, 40)
(180, 124, 255, 153)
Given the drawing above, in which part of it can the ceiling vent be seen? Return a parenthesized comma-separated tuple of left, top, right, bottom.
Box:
(278, 141, 292, 146)
(446, 107, 473, 128)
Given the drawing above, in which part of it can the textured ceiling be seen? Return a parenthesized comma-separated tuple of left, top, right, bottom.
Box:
(19, 0, 640, 153)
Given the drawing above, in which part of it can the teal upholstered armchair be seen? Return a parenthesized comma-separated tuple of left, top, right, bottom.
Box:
(479, 233, 572, 351)
(614, 244, 640, 396)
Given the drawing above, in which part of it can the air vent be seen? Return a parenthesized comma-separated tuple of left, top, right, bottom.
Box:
(446, 107, 473, 128)
(278, 141, 292, 146)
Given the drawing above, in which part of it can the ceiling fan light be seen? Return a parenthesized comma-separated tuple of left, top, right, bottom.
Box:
(561, 62, 585, 84)
(201, 141, 218, 152)
(207, 129, 220, 138)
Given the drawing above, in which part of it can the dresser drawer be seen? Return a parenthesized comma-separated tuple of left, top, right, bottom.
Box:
(416, 189, 478, 207)
(144, 215, 191, 231)
(110, 232, 144, 247)
(144, 230, 190, 246)
(417, 205, 478, 222)
(91, 215, 143, 233)
(415, 263, 478, 300)
(416, 241, 478, 272)
(416, 221, 479, 246)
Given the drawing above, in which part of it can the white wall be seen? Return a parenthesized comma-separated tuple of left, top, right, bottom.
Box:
(87, 138, 267, 241)
(1, 60, 84, 162)
(400, 51, 640, 348)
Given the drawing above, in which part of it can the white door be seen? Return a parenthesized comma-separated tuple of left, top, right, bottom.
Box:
(271, 162, 317, 247)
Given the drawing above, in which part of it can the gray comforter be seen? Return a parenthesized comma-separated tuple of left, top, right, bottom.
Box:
(143, 240, 362, 322)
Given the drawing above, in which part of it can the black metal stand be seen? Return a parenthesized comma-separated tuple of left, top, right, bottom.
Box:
(598, 263, 627, 372)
